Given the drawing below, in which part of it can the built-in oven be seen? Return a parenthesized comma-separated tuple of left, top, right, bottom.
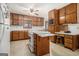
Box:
(48, 19, 54, 25)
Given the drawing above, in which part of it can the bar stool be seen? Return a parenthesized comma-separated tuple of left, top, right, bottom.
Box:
(56, 36, 64, 44)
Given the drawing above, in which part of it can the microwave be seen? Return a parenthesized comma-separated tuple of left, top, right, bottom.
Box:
(48, 19, 54, 24)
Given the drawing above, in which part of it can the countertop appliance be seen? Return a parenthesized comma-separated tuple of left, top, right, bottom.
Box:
(0, 3, 10, 56)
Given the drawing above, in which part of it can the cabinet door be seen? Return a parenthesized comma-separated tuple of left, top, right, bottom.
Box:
(19, 31, 25, 40)
(24, 31, 29, 39)
(32, 17, 37, 26)
(64, 43, 72, 49)
(36, 36, 49, 56)
(54, 25, 60, 32)
(66, 13, 77, 23)
(49, 36, 55, 42)
(66, 3, 77, 14)
(12, 31, 19, 41)
(59, 8, 65, 16)
(48, 10, 55, 19)
(13, 14, 19, 25)
(48, 25, 55, 33)
(36, 36, 43, 55)
(59, 8, 66, 24)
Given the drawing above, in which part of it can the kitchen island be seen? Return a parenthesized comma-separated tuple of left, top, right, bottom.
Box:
(33, 31, 55, 56)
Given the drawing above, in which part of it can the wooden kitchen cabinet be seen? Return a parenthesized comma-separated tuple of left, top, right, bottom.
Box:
(10, 13, 44, 26)
(59, 7, 66, 24)
(48, 9, 59, 35)
(65, 3, 77, 24)
(48, 25, 55, 33)
(24, 31, 29, 39)
(49, 36, 56, 42)
(32, 17, 44, 26)
(59, 3, 77, 24)
(48, 10, 55, 19)
(66, 3, 77, 14)
(13, 14, 19, 25)
(34, 33, 49, 56)
(11, 31, 29, 41)
(48, 9, 59, 24)
(12, 31, 19, 41)
(64, 35, 79, 51)
(66, 13, 77, 23)
(19, 31, 25, 40)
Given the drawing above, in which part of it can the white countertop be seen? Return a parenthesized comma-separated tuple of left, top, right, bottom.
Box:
(33, 31, 56, 37)
(55, 32, 79, 35)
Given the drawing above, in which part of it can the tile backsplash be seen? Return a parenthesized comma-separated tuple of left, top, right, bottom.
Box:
(68, 24, 79, 33)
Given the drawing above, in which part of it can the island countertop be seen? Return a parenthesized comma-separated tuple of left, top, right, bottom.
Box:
(33, 31, 56, 37)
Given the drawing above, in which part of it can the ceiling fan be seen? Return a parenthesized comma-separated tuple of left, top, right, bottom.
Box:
(29, 8, 39, 16)
(23, 8, 39, 16)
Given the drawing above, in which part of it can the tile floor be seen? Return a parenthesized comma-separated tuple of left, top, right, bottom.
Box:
(10, 40, 79, 56)
(10, 40, 49, 56)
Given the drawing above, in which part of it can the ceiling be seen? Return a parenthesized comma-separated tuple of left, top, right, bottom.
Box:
(7, 3, 69, 20)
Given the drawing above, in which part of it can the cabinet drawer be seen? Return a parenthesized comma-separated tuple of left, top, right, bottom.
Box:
(65, 35, 72, 39)
(65, 39, 73, 43)
(49, 36, 55, 42)
(65, 43, 72, 49)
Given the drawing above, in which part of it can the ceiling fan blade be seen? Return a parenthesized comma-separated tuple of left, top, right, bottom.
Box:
(30, 8, 34, 13)
(34, 10, 39, 12)
(34, 13, 39, 15)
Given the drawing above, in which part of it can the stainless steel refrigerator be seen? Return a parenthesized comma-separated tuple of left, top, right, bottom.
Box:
(0, 3, 10, 56)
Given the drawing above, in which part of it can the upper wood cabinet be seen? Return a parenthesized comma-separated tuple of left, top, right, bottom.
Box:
(59, 8, 65, 16)
(10, 13, 44, 26)
(66, 3, 77, 15)
(10, 13, 19, 25)
(48, 9, 59, 25)
(32, 17, 44, 26)
(48, 10, 55, 19)
(59, 7, 66, 24)
(66, 13, 77, 24)
(65, 3, 77, 24)
(13, 14, 19, 25)
(59, 3, 77, 24)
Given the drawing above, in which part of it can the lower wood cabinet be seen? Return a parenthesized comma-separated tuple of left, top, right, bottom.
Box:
(10, 31, 29, 41)
(12, 31, 19, 41)
(34, 33, 49, 56)
(19, 31, 25, 40)
(49, 36, 56, 43)
(64, 35, 79, 51)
